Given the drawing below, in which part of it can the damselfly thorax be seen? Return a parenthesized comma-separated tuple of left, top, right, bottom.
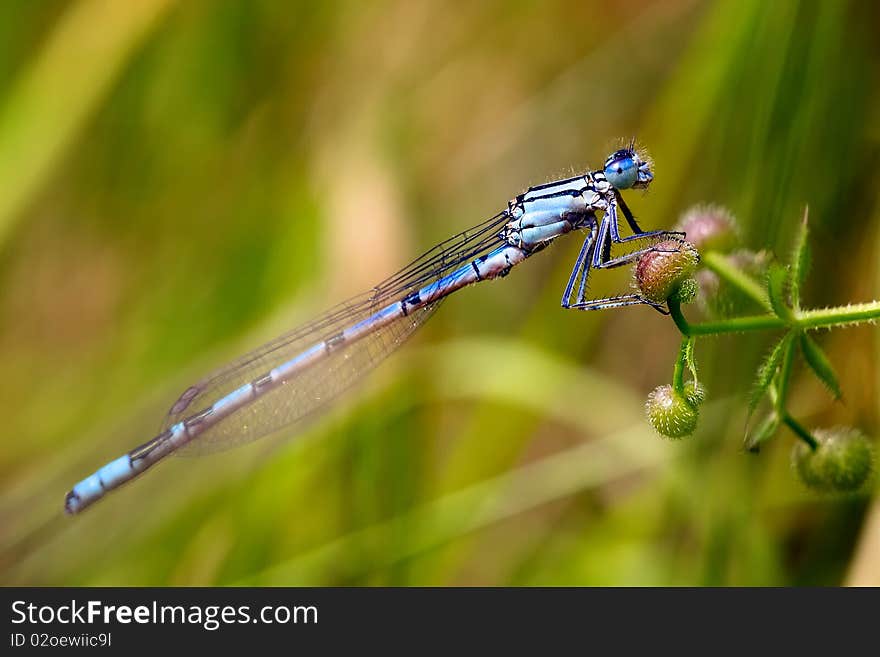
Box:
(503, 171, 612, 250)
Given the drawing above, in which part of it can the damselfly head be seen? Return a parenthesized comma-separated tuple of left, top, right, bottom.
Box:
(603, 147, 653, 190)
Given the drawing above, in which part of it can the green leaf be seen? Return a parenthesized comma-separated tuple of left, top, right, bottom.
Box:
(790, 208, 811, 310)
(749, 332, 793, 415)
(766, 263, 794, 321)
(744, 411, 780, 452)
(799, 333, 842, 400)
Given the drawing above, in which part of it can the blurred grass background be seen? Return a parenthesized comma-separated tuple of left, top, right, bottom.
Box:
(1, 0, 878, 586)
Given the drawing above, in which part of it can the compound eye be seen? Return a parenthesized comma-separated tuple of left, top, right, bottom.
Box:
(604, 155, 638, 189)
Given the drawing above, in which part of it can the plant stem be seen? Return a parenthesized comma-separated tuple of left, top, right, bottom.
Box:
(702, 251, 772, 311)
(688, 314, 786, 335)
(782, 413, 818, 450)
(667, 299, 880, 338)
(668, 299, 692, 336)
(672, 338, 688, 394)
(773, 336, 819, 450)
(668, 300, 785, 336)
(774, 330, 798, 411)
(797, 301, 880, 329)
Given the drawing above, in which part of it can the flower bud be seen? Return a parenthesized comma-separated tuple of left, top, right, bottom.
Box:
(670, 277, 698, 305)
(675, 204, 739, 253)
(683, 380, 706, 407)
(646, 384, 699, 439)
(791, 427, 874, 493)
(634, 240, 700, 304)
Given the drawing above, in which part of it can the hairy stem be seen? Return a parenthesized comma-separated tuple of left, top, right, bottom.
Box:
(797, 301, 880, 329)
(668, 299, 785, 336)
(668, 299, 693, 336)
(667, 299, 880, 337)
(672, 338, 688, 394)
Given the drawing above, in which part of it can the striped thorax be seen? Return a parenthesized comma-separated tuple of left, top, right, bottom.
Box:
(503, 171, 612, 250)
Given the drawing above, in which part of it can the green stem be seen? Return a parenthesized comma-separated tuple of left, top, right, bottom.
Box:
(668, 299, 692, 336)
(672, 338, 688, 394)
(687, 314, 786, 335)
(668, 299, 785, 336)
(796, 301, 880, 329)
(782, 413, 818, 450)
(702, 251, 772, 311)
(774, 331, 798, 411)
(667, 300, 880, 338)
(773, 334, 818, 450)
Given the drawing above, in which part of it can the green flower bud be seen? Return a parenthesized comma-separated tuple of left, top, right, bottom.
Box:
(670, 277, 698, 305)
(675, 204, 739, 253)
(791, 427, 874, 493)
(683, 380, 706, 407)
(646, 384, 699, 439)
(634, 240, 700, 304)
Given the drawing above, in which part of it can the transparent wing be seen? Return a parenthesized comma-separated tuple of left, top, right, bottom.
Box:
(174, 301, 440, 455)
(161, 211, 510, 455)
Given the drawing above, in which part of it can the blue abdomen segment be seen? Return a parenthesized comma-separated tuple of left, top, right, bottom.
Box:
(66, 455, 139, 513)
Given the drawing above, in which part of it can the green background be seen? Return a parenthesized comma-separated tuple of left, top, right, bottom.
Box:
(1, 0, 878, 585)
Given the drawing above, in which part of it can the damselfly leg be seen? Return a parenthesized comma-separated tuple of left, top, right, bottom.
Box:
(568, 293, 668, 313)
(560, 221, 597, 307)
(561, 196, 683, 313)
(562, 232, 669, 313)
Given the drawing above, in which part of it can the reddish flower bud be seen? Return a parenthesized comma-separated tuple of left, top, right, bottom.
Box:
(675, 204, 739, 253)
(634, 240, 700, 304)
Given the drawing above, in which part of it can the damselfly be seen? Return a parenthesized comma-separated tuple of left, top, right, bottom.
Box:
(65, 144, 681, 514)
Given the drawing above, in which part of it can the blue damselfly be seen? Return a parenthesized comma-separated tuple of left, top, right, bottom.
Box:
(65, 145, 680, 514)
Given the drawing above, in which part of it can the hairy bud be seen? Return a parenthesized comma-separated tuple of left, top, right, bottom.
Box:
(675, 204, 739, 253)
(792, 427, 874, 493)
(635, 240, 700, 304)
(646, 384, 699, 439)
(683, 380, 706, 407)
